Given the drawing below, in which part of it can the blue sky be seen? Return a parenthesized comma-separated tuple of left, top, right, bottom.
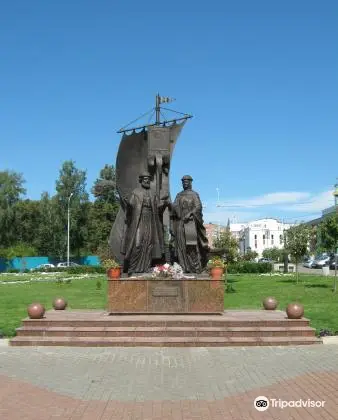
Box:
(1, 0, 337, 225)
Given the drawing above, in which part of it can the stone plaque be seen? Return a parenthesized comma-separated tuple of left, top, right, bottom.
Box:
(152, 286, 179, 297)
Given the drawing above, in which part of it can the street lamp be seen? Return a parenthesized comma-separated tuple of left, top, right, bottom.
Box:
(67, 192, 74, 267)
(216, 187, 220, 239)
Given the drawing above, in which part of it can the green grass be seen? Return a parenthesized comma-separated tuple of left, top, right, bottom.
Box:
(224, 273, 338, 334)
(0, 274, 106, 337)
(1, 272, 338, 337)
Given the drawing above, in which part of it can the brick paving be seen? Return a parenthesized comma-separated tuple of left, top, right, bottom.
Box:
(0, 346, 337, 419)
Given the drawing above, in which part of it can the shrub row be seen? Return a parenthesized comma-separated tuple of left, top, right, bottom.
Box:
(227, 262, 272, 274)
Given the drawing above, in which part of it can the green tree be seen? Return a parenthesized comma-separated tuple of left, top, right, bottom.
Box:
(92, 164, 118, 204)
(87, 164, 119, 253)
(241, 249, 258, 261)
(0, 170, 26, 247)
(12, 199, 40, 248)
(318, 213, 338, 253)
(54, 160, 90, 258)
(213, 230, 239, 263)
(262, 247, 284, 262)
(285, 224, 310, 282)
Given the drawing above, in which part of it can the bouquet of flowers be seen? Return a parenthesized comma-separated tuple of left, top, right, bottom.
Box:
(151, 262, 184, 279)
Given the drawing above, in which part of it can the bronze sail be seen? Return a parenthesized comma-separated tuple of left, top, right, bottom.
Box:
(109, 119, 186, 266)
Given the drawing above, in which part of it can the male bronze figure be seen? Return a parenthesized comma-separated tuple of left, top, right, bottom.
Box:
(121, 172, 168, 276)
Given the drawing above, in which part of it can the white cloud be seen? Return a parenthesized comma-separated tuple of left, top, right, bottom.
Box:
(203, 210, 260, 225)
(204, 188, 335, 224)
(280, 190, 334, 212)
(217, 192, 311, 208)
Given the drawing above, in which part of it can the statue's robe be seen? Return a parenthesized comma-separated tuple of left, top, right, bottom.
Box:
(121, 187, 164, 273)
(171, 189, 209, 273)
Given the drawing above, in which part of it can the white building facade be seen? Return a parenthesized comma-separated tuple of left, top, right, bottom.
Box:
(238, 218, 292, 257)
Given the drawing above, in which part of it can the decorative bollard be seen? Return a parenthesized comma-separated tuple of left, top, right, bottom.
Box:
(52, 297, 68, 310)
(286, 302, 304, 319)
(27, 302, 45, 319)
(262, 297, 278, 310)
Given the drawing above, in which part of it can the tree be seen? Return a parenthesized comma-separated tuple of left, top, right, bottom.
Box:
(92, 164, 118, 204)
(0, 170, 26, 247)
(285, 224, 310, 282)
(241, 249, 258, 261)
(213, 230, 239, 263)
(318, 213, 338, 253)
(12, 199, 40, 248)
(262, 247, 284, 262)
(318, 213, 338, 291)
(87, 164, 120, 253)
(54, 160, 89, 258)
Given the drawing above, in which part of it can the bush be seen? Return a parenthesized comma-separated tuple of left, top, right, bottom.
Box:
(227, 261, 272, 274)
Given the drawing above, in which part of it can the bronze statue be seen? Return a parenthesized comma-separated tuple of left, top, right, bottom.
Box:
(121, 172, 168, 275)
(170, 175, 209, 273)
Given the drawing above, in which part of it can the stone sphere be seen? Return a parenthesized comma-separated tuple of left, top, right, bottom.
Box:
(286, 302, 304, 319)
(52, 297, 67, 310)
(262, 297, 278, 310)
(27, 302, 45, 319)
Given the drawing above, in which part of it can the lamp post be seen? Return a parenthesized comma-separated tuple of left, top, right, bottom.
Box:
(216, 187, 220, 240)
(67, 192, 74, 267)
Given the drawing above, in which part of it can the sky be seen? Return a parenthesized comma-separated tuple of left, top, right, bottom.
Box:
(1, 0, 337, 225)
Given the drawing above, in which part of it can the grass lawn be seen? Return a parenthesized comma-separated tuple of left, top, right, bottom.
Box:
(0, 272, 338, 337)
(224, 273, 338, 334)
(0, 274, 106, 337)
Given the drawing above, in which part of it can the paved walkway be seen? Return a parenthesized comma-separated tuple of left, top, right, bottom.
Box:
(0, 345, 337, 419)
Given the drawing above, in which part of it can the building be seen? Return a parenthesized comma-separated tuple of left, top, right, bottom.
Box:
(305, 181, 338, 228)
(303, 181, 338, 252)
(204, 220, 247, 248)
(204, 223, 226, 248)
(229, 223, 247, 240)
(239, 218, 293, 257)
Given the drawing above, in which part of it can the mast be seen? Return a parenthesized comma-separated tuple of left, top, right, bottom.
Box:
(155, 93, 161, 125)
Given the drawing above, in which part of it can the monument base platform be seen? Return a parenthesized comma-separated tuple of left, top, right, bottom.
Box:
(10, 310, 321, 347)
(107, 278, 224, 314)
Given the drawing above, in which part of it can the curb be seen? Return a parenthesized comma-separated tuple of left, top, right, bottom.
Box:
(322, 336, 338, 345)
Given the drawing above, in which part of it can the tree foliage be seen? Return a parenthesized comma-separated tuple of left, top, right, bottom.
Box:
(0, 170, 26, 247)
(241, 249, 258, 261)
(213, 229, 239, 262)
(87, 164, 119, 253)
(285, 224, 310, 281)
(262, 247, 284, 262)
(54, 160, 90, 257)
(318, 213, 338, 253)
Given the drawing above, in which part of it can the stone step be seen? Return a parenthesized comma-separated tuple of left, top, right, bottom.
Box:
(15, 325, 316, 338)
(22, 318, 310, 328)
(9, 335, 322, 347)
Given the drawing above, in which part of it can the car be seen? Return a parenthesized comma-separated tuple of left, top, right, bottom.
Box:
(329, 255, 338, 270)
(258, 258, 273, 263)
(57, 262, 81, 268)
(30, 263, 55, 271)
(303, 258, 315, 269)
(312, 255, 331, 269)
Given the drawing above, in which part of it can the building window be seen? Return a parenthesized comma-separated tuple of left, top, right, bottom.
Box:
(263, 234, 265, 245)
(280, 234, 283, 245)
(254, 235, 257, 240)
(255, 241, 257, 249)
(271, 234, 274, 245)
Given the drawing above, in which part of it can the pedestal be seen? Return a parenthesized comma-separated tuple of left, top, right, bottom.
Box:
(107, 278, 224, 314)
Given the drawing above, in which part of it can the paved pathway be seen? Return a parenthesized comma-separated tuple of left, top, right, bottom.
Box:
(0, 345, 337, 419)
